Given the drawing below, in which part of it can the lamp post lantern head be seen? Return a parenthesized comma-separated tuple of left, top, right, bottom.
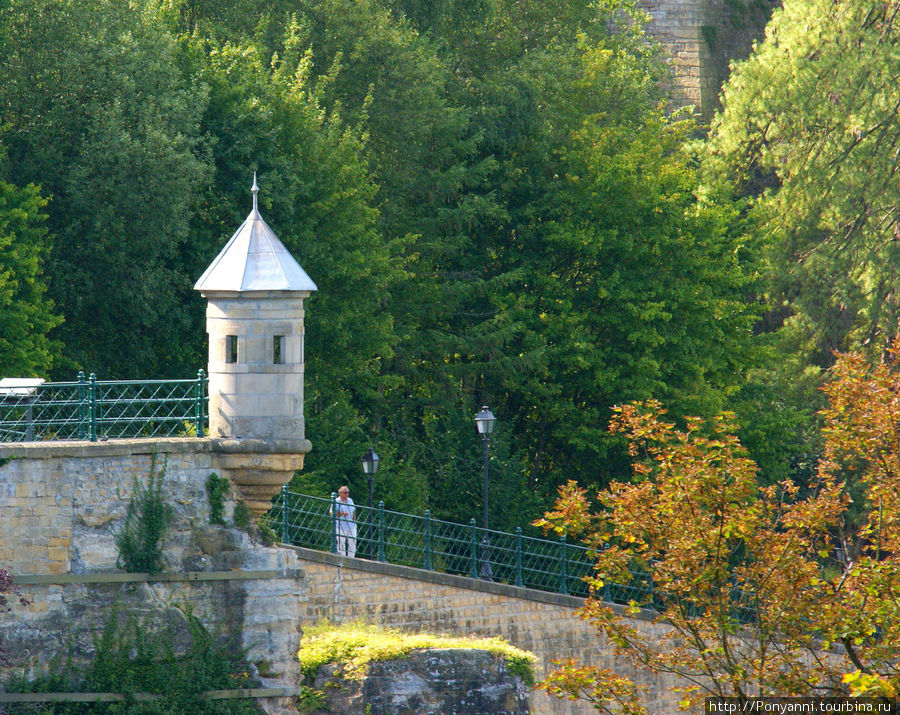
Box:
(362, 448, 380, 475)
(474, 405, 495, 580)
(474, 406, 495, 436)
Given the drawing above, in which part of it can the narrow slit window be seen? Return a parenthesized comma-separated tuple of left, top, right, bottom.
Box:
(226, 335, 238, 364)
(273, 335, 284, 364)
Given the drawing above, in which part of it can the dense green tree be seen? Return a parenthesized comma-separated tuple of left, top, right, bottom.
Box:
(297, 0, 759, 523)
(699, 0, 900, 487)
(0, 167, 61, 376)
(362, 0, 679, 524)
(708, 0, 900, 363)
(508, 114, 755, 495)
(437, 15, 760, 515)
(0, 0, 209, 378)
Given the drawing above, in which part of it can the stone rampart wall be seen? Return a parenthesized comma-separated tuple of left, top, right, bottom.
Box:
(0, 440, 304, 715)
(1, 440, 690, 714)
(293, 547, 684, 715)
(640, 0, 707, 109)
(640, 0, 759, 117)
(0, 439, 215, 576)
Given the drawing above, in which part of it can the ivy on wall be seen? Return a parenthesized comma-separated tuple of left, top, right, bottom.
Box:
(2, 610, 261, 713)
(115, 460, 172, 575)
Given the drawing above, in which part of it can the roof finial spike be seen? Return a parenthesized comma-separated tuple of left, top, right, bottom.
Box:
(251, 172, 259, 213)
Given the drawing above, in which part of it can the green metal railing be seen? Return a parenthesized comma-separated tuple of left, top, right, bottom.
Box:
(272, 490, 757, 619)
(271, 489, 656, 602)
(0, 371, 207, 443)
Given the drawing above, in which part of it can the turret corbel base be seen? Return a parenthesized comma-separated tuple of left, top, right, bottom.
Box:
(212, 439, 312, 517)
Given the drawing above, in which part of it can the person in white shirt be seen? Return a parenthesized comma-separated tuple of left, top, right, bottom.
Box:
(331, 486, 356, 557)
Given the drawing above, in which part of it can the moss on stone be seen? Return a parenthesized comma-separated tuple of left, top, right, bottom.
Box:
(298, 621, 537, 686)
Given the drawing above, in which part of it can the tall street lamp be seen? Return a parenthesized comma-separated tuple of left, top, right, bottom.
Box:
(474, 406, 495, 580)
(362, 447, 379, 508)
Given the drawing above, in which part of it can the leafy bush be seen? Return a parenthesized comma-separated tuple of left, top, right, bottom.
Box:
(298, 621, 536, 686)
(255, 514, 277, 547)
(115, 465, 172, 575)
(205, 473, 230, 526)
(296, 685, 327, 712)
(232, 500, 252, 530)
(3, 609, 262, 713)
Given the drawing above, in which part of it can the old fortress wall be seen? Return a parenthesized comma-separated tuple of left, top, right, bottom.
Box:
(0, 440, 688, 715)
(0, 440, 306, 714)
(641, 0, 711, 110)
(642, 0, 772, 117)
(0, 439, 213, 577)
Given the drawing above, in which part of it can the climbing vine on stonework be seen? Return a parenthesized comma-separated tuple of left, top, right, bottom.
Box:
(205, 472, 230, 526)
(115, 459, 172, 575)
(0, 567, 29, 665)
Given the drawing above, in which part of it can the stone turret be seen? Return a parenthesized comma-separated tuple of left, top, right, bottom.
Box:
(195, 175, 316, 514)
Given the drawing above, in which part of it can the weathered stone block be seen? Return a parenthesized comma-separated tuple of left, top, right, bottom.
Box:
(272, 417, 304, 440)
(311, 649, 530, 715)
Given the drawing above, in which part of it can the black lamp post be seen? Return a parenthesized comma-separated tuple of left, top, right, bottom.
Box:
(362, 447, 379, 507)
(474, 405, 495, 580)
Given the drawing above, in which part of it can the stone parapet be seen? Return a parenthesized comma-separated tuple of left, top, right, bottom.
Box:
(0, 439, 310, 574)
(1, 440, 211, 576)
(291, 547, 683, 715)
(0, 437, 213, 460)
(0, 440, 307, 715)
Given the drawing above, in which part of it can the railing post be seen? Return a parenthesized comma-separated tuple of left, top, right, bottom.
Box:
(25, 399, 34, 441)
(330, 492, 338, 554)
(424, 510, 433, 570)
(515, 527, 524, 587)
(280, 485, 289, 545)
(88, 373, 97, 442)
(469, 518, 478, 578)
(558, 534, 568, 595)
(77, 371, 86, 440)
(194, 369, 205, 436)
(377, 500, 385, 562)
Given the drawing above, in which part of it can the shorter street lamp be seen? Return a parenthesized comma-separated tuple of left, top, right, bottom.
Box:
(362, 448, 379, 508)
(475, 406, 495, 580)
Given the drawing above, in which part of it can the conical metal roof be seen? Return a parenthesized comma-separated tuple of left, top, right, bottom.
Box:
(194, 175, 317, 293)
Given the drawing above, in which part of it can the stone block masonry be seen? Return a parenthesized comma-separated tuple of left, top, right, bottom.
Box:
(293, 546, 686, 715)
(639, 0, 759, 117)
(640, 0, 706, 109)
(0, 439, 214, 576)
(0, 439, 305, 715)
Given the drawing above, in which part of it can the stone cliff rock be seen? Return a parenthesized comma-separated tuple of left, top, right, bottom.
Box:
(310, 648, 531, 715)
